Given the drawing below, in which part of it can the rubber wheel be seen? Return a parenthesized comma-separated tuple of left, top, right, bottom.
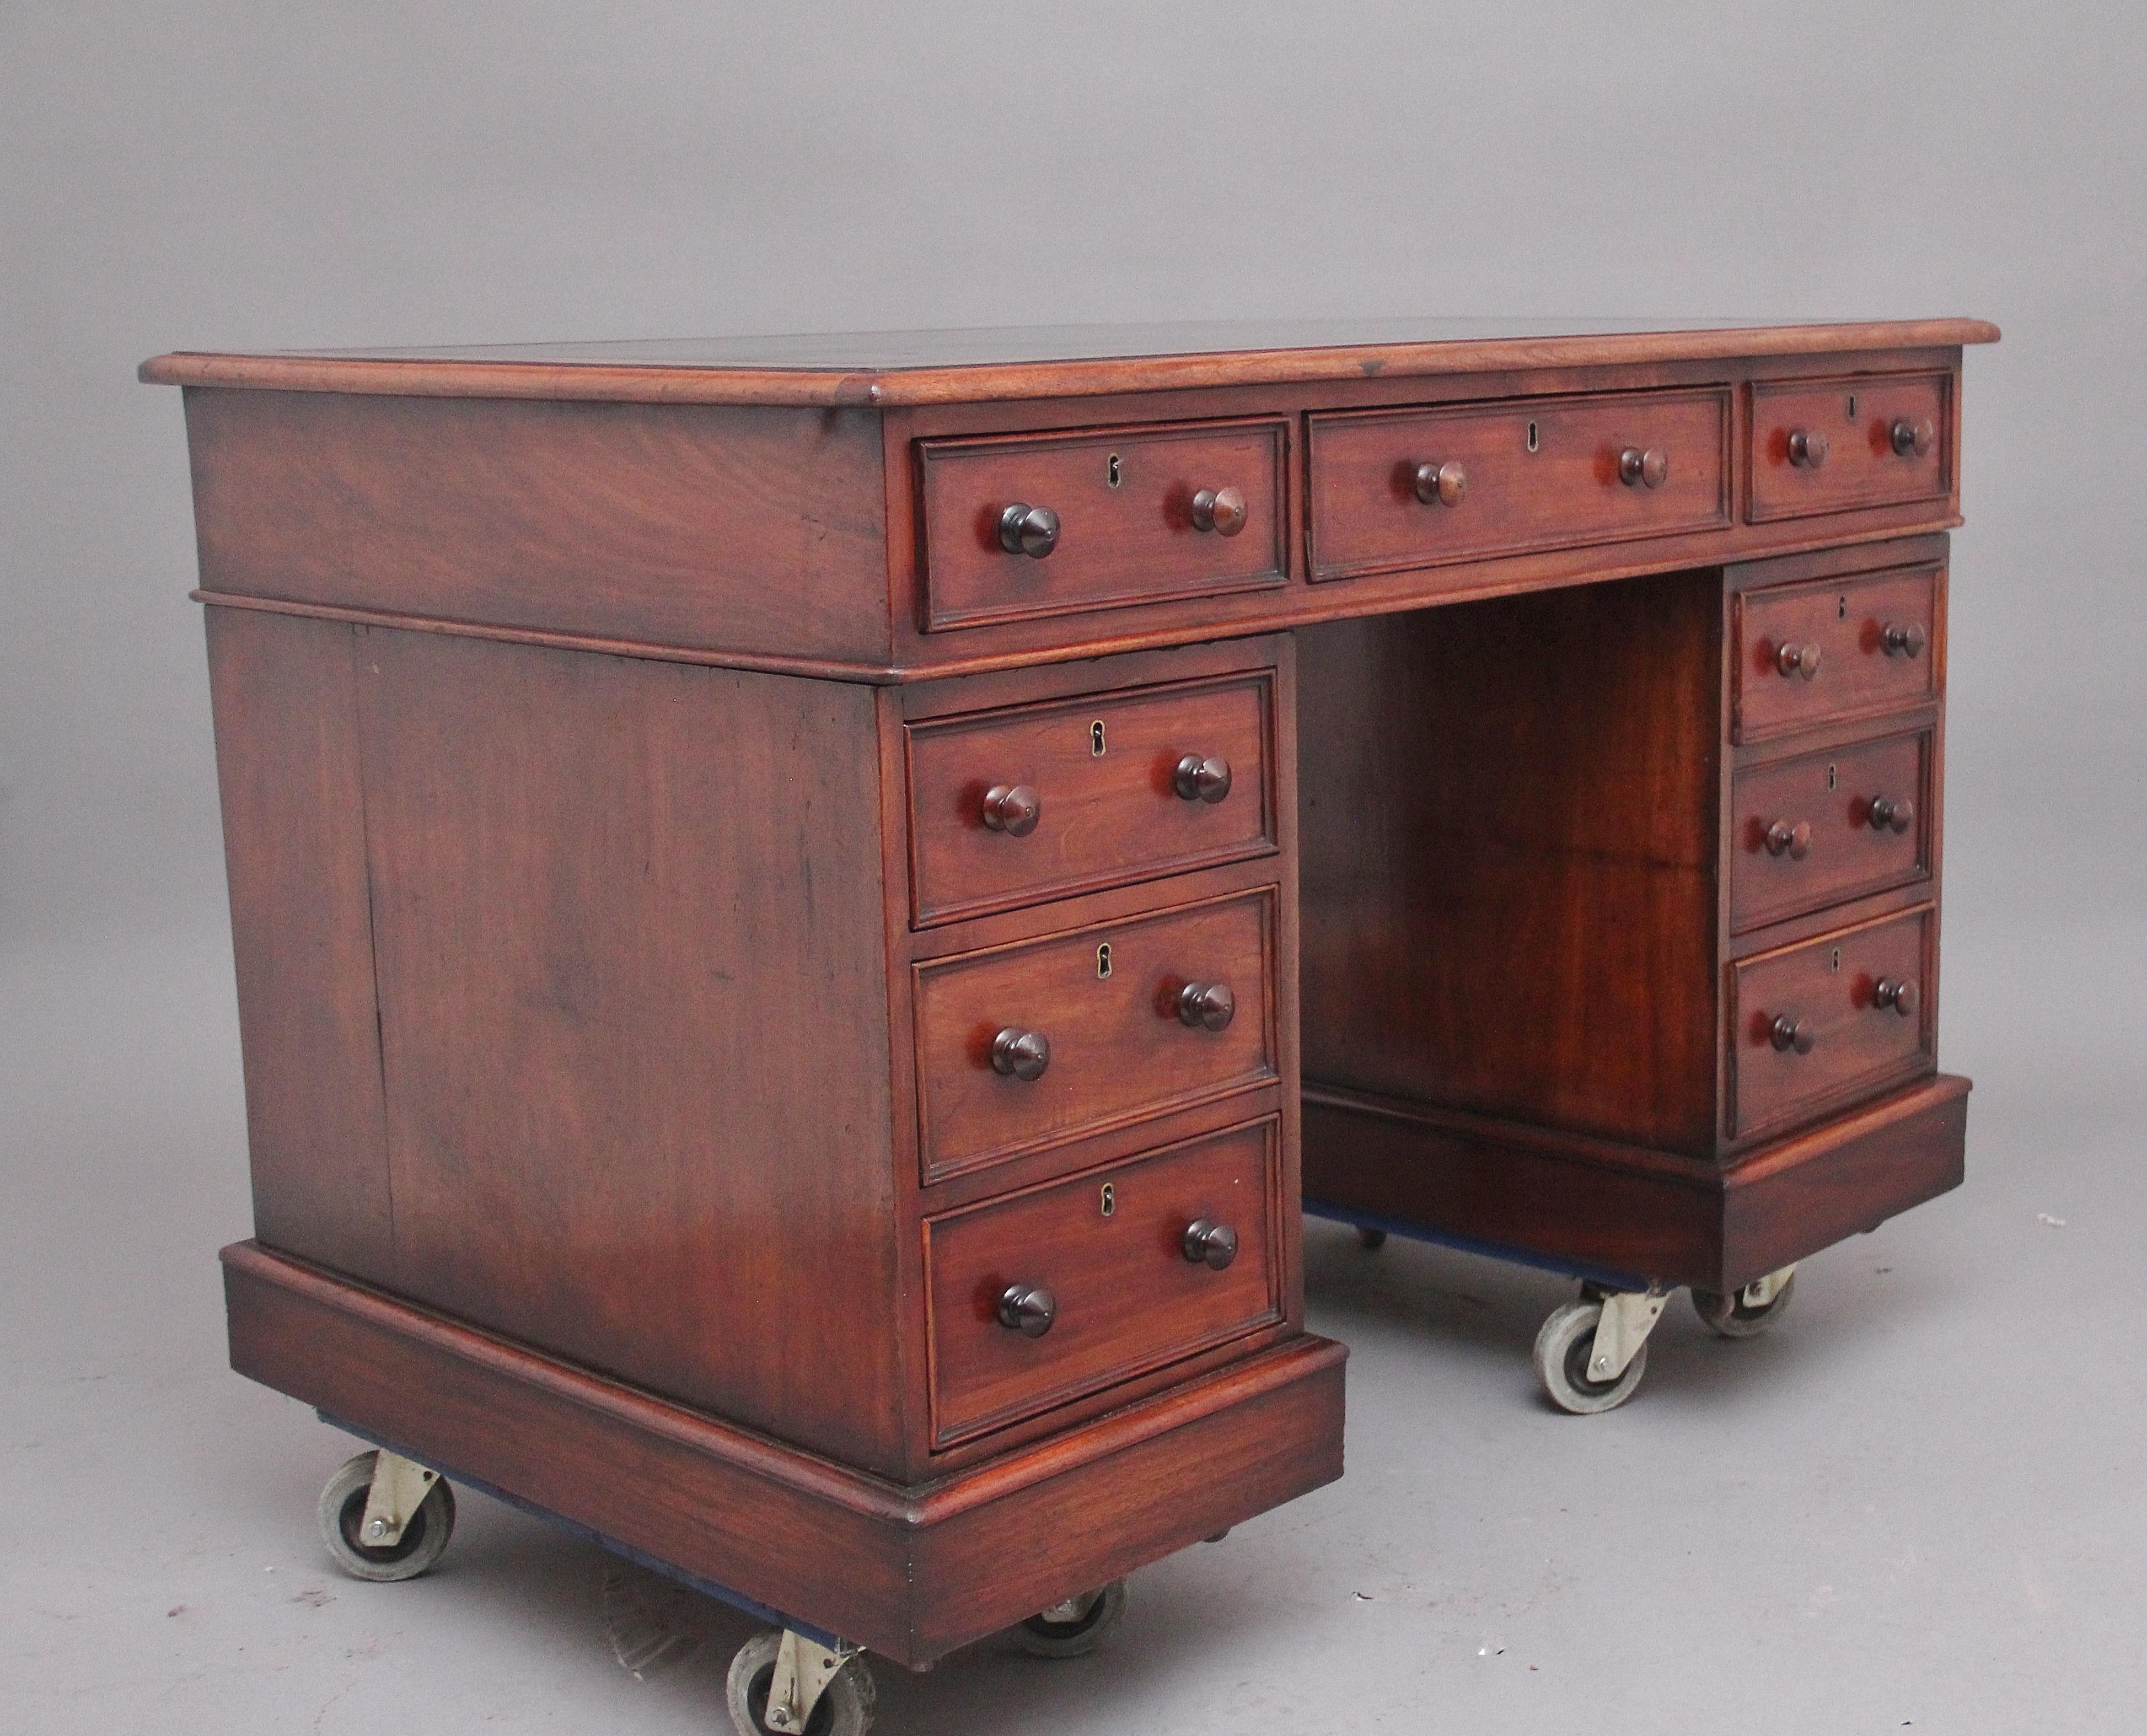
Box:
(1533, 1300, 1647, 1415)
(1356, 1227, 1388, 1251)
(1692, 1270, 1797, 1339)
(725, 1632, 874, 1736)
(315, 1450, 455, 1582)
(1007, 1579, 1128, 1659)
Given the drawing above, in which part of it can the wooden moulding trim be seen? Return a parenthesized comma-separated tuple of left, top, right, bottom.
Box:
(219, 1240, 1344, 1527)
(140, 323, 1999, 408)
(1721, 1072, 1969, 1190)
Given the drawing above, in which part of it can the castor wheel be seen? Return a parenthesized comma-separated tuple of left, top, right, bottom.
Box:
(726, 1630, 874, 1736)
(1007, 1578, 1128, 1659)
(315, 1449, 456, 1582)
(1533, 1291, 1665, 1415)
(1356, 1226, 1388, 1251)
(1692, 1265, 1797, 1339)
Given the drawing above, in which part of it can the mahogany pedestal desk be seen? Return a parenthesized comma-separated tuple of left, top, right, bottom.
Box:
(144, 315, 1995, 1731)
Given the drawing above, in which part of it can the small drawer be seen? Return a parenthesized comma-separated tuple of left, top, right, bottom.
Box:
(1305, 387, 1730, 582)
(905, 670, 1276, 927)
(924, 1117, 1281, 1448)
(1733, 565, 1939, 743)
(917, 418, 1288, 632)
(914, 888, 1276, 1183)
(1730, 731, 1931, 934)
(1749, 372, 1951, 523)
(1729, 907, 1934, 1140)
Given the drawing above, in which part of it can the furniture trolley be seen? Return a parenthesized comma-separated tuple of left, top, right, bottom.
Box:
(144, 313, 1992, 1728)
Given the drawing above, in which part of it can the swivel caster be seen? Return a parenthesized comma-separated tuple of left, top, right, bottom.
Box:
(315, 1449, 456, 1582)
(726, 1629, 874, 1736)
(1533, 1288, 1667, 1415)
(1006, 1578, 1128, 1659)
(1356, 1227, 1388, 1251)
(1692, 1264, 1797, 1339)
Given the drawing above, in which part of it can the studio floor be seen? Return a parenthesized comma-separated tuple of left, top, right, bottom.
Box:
(6, 916, 2140, 1734)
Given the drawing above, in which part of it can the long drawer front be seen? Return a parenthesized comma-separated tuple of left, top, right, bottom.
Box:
(913, 888, 1276, 1184)
(924, 1117, 1281, 1448)
(1730, 906, 1935, 1140)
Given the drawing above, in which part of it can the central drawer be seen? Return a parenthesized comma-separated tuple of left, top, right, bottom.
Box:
(924, 1117, 1281, 1448)
(1306, 386, 1731, 582)
(1730, 730, 1931, 934)
(913, 888, 1276, 1183)
(905, 669, 1276, 927)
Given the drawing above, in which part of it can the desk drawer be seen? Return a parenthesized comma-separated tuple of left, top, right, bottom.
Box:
(1749, 372, 1950, 523)
(1306, 387, 1730, 582)
(905, 670, 1276, 927)
(914, 888, 1276, 1183)
(1733, 566, 1939, 742)
(1730, 907, 1934, 1140)
(925, 1118, 1281, 1447)
(917, 418, 1288, 632)
(1730, 731, 1931, 934)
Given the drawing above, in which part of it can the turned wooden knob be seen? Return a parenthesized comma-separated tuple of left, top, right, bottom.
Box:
(1867, 794, 1915, 835)
(1173, 754, 1233, 803)
(1765, 819, 1812, 859)
(1413, 461, 1467, 507)
(1788, 428, 1831, 469)
(1176, 981, 1237, 1031)
(1770, 1014, 1816, 1055)
(980, 784, 1041, 835)
(1882, 621, 1928, 659)
(997, 502, 1060, 558)
(996, 1283, 1056, 1337)
(1874, 977, 1920, 1018)
(990, 1027, 1051, 1081)
(1181, 1219, 1239, 1271)
(1189, 486, 1248, 536)
(1891, 416, 1936, 458)
(1776, 641, 1823, 680)
(1618, 447, 1670, 489)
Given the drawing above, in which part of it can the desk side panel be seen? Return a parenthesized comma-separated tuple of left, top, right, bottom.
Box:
(183, 389, 892, 665)
(231, 625, 908, 1471)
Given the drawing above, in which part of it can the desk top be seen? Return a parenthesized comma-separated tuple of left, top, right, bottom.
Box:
(142, 316, 1999, 409)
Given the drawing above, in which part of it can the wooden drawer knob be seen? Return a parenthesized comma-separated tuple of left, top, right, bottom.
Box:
(1189, 486, 1248, 536)
(990, 1027, 1051, 1081)
(1775, 641, 1823, 680)
(1765, 819, 1812, 859)
(1618, 447, 1670, 490)
(1173, 754, 1233, 804)
(1413, 461, 1468, 507)
(997, 502, 1061, 558)
(1181, 1219, 1239, 1271)
(1770, 1014, 1816, 1055)
(1788, 428, 1831, 469)
(1176, 981, 1237, 1031)
(1891, 416, 1937, 458)
(996, 1283, 1056, 1337)
(980, 784, 1041, 835)
(1882, 621, 1928, 659)
(1867, 794, 1915, 834)
(1874, 977, 1920, 1018)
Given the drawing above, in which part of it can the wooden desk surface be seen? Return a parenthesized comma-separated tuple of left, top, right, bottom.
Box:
(141, 315, 1998, 406)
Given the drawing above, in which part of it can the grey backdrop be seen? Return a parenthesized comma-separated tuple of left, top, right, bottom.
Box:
(7, 4, 2144, 1733)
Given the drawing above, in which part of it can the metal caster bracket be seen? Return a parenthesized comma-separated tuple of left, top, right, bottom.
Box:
(1740, 1264, 1795, 1310)
(763, 1630, 861, 1733)
(358, 1450, 440, 1550)
(1586, 1288, 1668, 1383)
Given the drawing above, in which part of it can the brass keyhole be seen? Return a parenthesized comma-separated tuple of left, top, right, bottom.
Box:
(1096, 943, 1112, 980)
(1526, 421, 1540, 453)
(1106, 453, 1123, 489)
(1099, 1183, 1115, 1218)
(1831, 947, 1843, 974)
(1091, 721, 1107, 757)
(1838, 594, 1849, 620)
(1827, 762, 1838, 791)
(1846, 394, 1858, 421)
